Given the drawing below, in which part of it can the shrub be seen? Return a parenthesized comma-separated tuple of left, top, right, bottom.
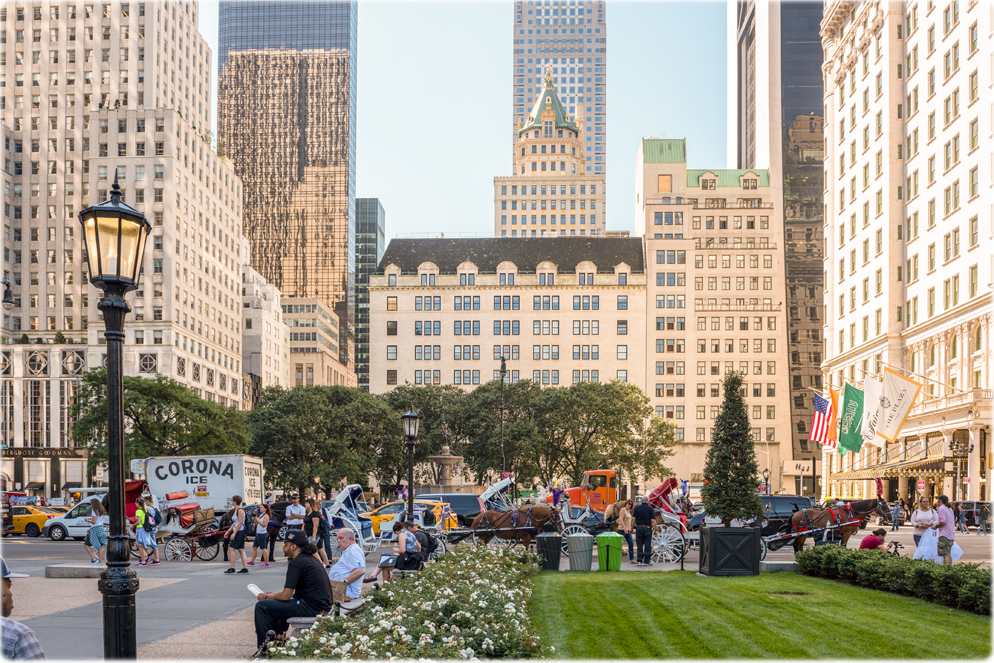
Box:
(794, 546, 990, 615)
(266, 545, 554, 659)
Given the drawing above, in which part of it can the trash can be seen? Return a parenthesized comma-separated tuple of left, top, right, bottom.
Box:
(596, 532, 623, 571)
(567, 532, 594, 571)
(535, 531, 562, 571)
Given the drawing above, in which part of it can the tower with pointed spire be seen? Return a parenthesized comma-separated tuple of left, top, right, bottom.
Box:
(493, 66, 606, 237)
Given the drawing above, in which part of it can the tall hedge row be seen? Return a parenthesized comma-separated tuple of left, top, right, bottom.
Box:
(794, 546, 991, 615)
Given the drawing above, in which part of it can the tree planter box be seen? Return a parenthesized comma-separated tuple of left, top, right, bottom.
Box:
(699, 526, 761, 576)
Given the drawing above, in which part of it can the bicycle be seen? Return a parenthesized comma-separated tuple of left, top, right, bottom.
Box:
(886, 541, 904, 556)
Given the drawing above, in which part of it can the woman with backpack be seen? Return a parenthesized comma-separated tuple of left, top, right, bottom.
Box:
(134, 497, 161, 566)
(83, 498, 107, 564)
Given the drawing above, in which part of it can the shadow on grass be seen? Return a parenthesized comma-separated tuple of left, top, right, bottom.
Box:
(529, 570, 992, 659)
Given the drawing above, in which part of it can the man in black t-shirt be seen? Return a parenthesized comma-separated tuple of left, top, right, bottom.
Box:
(254, 530, 333, 648)
(631, 496, 656, 567)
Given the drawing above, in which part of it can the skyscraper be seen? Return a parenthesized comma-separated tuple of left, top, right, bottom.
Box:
(512, 1, 607, 178)
(218, 1, 358, 371)
(729, 1, 825, 493)
(355, 198, 385, 391)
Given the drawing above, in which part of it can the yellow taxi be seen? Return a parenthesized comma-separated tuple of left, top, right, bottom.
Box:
(7, 505, 61, 537)
(362, 500, 458, 534)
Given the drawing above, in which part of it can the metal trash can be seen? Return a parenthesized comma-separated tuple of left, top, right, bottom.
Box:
(596, 532, 624, 571)
(567, 532, 594, 571)
(535, 531, 562, 571)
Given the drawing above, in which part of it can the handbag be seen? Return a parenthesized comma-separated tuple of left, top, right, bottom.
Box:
(329, 579, 348, 604)
(913, 529, 941, 562)
(377, 553, 398, 568)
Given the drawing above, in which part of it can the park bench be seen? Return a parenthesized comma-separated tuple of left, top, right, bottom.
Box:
(285, 599, 366, 638)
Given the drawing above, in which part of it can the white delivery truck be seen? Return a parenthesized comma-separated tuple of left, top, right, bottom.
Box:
(142, 454, 265, 512)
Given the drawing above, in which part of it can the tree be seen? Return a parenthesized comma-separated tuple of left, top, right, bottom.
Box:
(378, 384, 465, 490)
(529, 381, 676, 488)
(71, 368, 249, 471)
(247, 386, 399, 498)
(53, 331, 67, 344)
(700, 372, 763, 526)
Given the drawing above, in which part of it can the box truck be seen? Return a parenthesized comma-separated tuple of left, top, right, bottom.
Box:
(141, 454, 264, 512)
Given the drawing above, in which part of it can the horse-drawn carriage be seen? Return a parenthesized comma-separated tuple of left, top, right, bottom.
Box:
(324, 485, 378, 562)
(556, 492, 613, 553)
(154, 490, 223, 561)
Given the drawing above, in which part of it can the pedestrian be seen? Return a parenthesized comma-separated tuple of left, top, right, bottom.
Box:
(1, 558, 45, 660)
(223, 495, 249, 574)
(133, 497, 161, 566)
(303, 499, 330, 567)
(365, 521, 418, 583)
(910, 496, 938, 547)
(617, 500, 635, 563)
(934, 495, 955, 565)
(890, 501, 902, 531)
(83, 498, 107, 564)
(318, 501, 335, 564)
(957, 505, 970, 534)
(249, 504, 271, 567)
(631, 495, 656, 567)
(284, 494, 305, 530)
(858, 528, 888, 550)
(899, 498, 908, 522)
(219, 505, 236, 562)
(253, 530, 333, 650)
(327, 528, 365, 601)
(978, 504, 990, 535)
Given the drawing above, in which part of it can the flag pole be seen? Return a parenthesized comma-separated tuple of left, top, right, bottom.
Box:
(876, 360, 961, 394)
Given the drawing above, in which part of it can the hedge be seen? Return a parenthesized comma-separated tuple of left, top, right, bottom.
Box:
(794, 545, 991, 615)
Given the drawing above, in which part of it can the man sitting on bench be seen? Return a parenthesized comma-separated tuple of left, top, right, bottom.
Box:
(254, 530, 333, 649)
(328, 528, 365, 601)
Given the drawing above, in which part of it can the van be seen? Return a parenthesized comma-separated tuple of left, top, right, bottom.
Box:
(43, 498, 107, 541)
(415, 493, 485, 528)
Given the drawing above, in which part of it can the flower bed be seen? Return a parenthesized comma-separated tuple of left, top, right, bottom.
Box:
(267, 545, 553, 659)
(794, 545, 991, 615)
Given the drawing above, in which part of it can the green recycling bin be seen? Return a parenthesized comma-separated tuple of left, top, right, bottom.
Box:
(597, 532, 624, 571)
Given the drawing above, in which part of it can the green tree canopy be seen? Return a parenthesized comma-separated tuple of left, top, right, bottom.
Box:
(70, 368, 249, 470)
(247, 386, 399, 497)
(700, 372, 763, 526)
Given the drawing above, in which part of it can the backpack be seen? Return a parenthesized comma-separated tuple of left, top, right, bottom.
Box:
(151, 506, 162, 526)
(141, 508, 154, 532)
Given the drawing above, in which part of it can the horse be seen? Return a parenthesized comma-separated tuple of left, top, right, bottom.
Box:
(470, 505, 562, 549)
(787, 498, 888, 552)
(602, 500, 631, 531)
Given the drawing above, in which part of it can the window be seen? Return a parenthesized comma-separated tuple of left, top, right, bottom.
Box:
(617, 345, 627, 360)
(386, 371, 397, 385)
(386, 321, 397, 336)
(386, 296, 397, 311)
(386, 346, 397, 360)
(617, 295, 628, 310)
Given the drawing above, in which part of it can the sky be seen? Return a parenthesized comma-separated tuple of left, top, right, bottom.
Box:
(199, 0, 728, 240)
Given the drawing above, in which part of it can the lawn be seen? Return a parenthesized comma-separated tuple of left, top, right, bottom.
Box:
(529, 571, 991, 659)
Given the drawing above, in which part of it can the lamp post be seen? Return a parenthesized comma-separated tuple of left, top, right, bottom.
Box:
(762, 467, 771, 495)
(79, 175, 150, 659)
(499, 356, 507, 476)
(401, 408, 421, 522)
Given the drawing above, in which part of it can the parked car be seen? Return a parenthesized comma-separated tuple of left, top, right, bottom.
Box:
(955, 501, 991, 530)
(6, 505, 61, 537)
(689, 495, 812, 537)
(416, 492, 485, 528)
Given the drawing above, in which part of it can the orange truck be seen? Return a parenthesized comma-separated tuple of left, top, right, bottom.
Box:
(546, 469, 618, 512)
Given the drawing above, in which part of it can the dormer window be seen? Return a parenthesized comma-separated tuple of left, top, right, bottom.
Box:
(578, 272, 594, 285)
(499, 273, 515, 286)
(618, 273, 628, 285)
(538, 273, 555, 286)
(420, 273, 435, 286)
(743, 178, 758, 190)
(544, 120, 553, 137)
(702, 179, 717, 190)
(459, 273, 475, 286)
(388, 274, 396, 286)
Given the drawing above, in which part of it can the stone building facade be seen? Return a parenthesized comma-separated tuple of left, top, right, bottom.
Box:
(284, 297, 355, 388)
(241, 263, 289, 407)
(820, 0, 991, 502)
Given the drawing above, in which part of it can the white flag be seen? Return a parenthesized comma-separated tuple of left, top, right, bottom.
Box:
(860, 376, 887, 448)
(875, 368, 923, 442)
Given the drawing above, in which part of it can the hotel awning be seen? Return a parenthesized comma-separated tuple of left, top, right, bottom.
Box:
(23, 482, 45, 490)
(61, 482, 82, 491)
(830, 458, 949, 481)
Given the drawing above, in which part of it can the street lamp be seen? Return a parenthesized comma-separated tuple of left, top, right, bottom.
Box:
(762, 468, 771, 495)
(1, 278, 13, 311)
(401, 408, 421, 522)
(499, 356, 507, 476)
(79, 175, 150, 659)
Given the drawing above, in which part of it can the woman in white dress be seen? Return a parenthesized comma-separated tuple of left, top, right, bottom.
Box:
(909, 496, 938, 547)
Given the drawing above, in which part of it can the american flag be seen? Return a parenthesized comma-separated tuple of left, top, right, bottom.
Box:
(810, 393, 837, 449)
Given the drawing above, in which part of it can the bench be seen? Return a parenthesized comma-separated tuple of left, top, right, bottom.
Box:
(284, 599, 367, 637)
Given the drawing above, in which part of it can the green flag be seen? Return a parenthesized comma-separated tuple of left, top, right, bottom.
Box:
(838, 383, 865, 454)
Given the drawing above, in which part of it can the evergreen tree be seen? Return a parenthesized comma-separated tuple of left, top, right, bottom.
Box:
(700, 371, 763, 526)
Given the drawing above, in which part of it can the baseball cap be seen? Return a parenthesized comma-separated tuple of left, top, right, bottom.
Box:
(283, 529, 308, 547)
(1, 558, 28, 579)
(290, 493, 299, 499)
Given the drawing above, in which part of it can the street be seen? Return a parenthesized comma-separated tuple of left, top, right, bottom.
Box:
(2, 525, 990, 659)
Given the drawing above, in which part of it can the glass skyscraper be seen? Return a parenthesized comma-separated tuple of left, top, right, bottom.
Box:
(355, 198, 386, 391)
(512, 1, 607, 177)
(730, 0, 825, 493)
(218, 1, 358, 369)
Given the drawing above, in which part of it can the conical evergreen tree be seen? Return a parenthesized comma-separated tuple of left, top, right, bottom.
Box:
(700, 371, 763, 526)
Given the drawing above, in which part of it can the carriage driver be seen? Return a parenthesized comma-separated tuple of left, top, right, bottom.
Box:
(254, 530, 333, 650)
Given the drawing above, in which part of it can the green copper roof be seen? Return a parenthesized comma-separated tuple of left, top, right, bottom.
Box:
(686, 169, 770, 188)
(520, 67, 579, 135)
(641, 138, 687, 163)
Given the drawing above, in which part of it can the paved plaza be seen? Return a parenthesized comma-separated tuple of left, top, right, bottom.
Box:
(2, 525, 990, 659)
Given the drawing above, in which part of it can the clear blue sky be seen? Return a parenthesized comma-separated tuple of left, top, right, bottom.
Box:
(200, 1, 727, 239)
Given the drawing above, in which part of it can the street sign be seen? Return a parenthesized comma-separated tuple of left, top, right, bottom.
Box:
(963, 477, 971, 483)
(917, 479, 926, 491)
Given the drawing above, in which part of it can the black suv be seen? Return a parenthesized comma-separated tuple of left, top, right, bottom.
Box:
(416, 493, 485, 528)
(689, 495, 812, 537)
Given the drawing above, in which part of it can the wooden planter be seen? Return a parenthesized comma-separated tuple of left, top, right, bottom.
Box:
(699, 526, 761, 576)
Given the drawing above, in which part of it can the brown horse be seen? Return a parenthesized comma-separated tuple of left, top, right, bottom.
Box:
(602, 501, 631, 531)
(470, 505, 562, 549)
(788, 498, 888, 552)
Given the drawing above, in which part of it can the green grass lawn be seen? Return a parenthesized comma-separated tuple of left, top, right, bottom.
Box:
(529, 571, 991, 659)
